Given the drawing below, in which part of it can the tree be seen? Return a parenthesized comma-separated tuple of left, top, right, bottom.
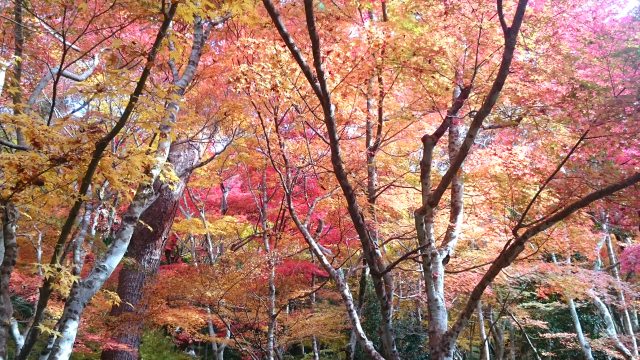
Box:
(101, 11, 231, 360)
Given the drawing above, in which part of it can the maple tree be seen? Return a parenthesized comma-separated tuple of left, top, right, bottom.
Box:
(0, 0, 639, 360)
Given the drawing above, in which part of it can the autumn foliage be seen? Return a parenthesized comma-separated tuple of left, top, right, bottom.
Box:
(0, 0, 639, 360)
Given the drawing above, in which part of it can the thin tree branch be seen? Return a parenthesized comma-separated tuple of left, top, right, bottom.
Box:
(424, 0, 529, 210)
(0, 138, 29, 151)
(513, 129, 589, 235)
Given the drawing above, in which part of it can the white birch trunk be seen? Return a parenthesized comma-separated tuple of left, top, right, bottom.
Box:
(478, 302, 490, 360)
(487, 308, 505, 360)
(311, 336, 320, 360)
(101, 16, 218, 360)
(0, 60, 9, 98)
(286, 202, 384, 360)
(207, 307, 229, 360)
(552, 253, 594, 360)
(266, 258, 276, 360)
(34, 228, 43, 276)
(0, 203, 19, 360)
(38, 335, 56, 360)
(603, 222, 638, 356)
(568, 298, 594, 360)
(591, 292, 634, 359)
(10, 318, 24, 352)
(310, 257, 321, 360)
(72, 202, 93, 276)
(441, 105, 465, 257)
(416, 84, 466, 360)
(46, 188, 162, 359)
(347, 265, 368, 360)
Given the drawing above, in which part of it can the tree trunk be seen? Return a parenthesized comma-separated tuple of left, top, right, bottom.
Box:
(38, 336, 57, 360)
(207, 307, 228, 360)
(10, 0, 25, 146)
(100, 142, 202, 360)
(310, 251, 321, 360)
(10, 318, 25, 354)
(311, 337, 319, 360)
(0, 60, 9, 98)
(365, 65, 399, 359)
(281, 189, 384, 359)
(345, 67, 385, 360)
(38, 203, 94, 360)
(592, 292, 634, 359)
(603, 222, 638, 356)
(0, 213, 4, 269)
(422, 248, 451, 360)
(478, 302, 490, 360)
(46, 176, 168, 359)
(416, 153, 449, 359)
(417, 84, 466, 360)
(1, 2, 24, 356)
(0, 203, 19, 360)
(508, 321, 516, 360)
(262, 183, 277, 360)
(72, 202, 94, 276)
(552, 254, 595, 360)
(266, 264, 276, 360)
(568, 298, 594, 360)
(488, 308, 505, 360)
(441, 98, 465, 257)
(347, 263, 368, 360)
(615, 233, 640, 331)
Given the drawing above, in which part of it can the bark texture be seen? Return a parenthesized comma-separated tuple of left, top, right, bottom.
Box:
(100, 141, 202, 360)
(0, 203, 19, 360)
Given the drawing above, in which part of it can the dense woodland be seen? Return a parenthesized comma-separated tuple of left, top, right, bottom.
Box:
(0, 0, 639, 359)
